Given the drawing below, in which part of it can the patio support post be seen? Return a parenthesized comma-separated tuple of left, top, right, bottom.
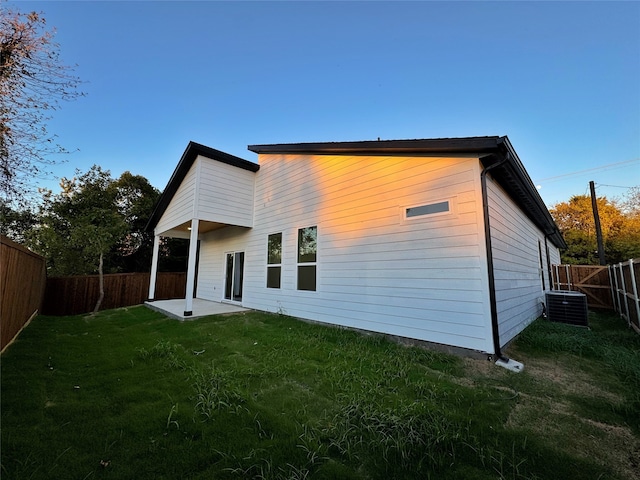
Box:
(184, 219, 199, 316)
(148, 234, 161, 301)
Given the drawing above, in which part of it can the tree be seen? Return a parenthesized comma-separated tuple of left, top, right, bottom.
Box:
(550, 193, 640, 264)
(31, 167, 162, 274)
(621, 186, 640, 217)
(9, 164, 184, 313)
(110, 172, 161, 272)
(1, 6, 84, 207)
(36, 166, 127, 312)
(0, 199, 37, 244)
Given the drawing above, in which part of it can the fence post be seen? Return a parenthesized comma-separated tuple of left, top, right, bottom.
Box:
(565, 265, 571, 291)
(618, 262, 630, 327)
(609, 265, 619, 313)
(628, 259, 640, 332)
(616, 263, 624, 316)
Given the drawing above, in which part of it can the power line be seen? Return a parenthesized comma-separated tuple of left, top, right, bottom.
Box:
(596, 183, 636, 189)
(535, 158, 640, 183)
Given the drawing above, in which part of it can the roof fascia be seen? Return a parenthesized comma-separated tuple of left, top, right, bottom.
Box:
(484, 137, 567, 249)
(145, 142, 259, 232)
(248, 136, 502, 155)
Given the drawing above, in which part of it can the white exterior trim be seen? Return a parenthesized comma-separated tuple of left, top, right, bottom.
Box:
(148, 235, 160, 300)
(184, 219, 200, 315)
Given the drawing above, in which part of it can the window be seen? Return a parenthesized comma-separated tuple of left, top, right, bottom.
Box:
(406, 200, 450, 219)
(297, 226, 317, 291)
(267, 233, 282, 289)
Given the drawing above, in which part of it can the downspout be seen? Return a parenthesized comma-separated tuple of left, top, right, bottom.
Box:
(544, 235, 552, 291)
(480, 154, 509, 363)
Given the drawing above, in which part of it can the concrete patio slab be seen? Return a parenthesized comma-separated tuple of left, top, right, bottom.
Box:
(144, 298, 249, 320)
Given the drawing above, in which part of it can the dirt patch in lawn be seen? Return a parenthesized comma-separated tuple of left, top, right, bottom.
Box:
(523, 357, 623, 404)
(459, 354, 637, 480)
(506, 393, 639, 480)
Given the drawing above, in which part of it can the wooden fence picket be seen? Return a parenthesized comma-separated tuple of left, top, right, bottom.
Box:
(1, 236, 47, 352)
(41, 272, 186, 316)
(550, 264, 613, 309)
(610, 259, 640, 334)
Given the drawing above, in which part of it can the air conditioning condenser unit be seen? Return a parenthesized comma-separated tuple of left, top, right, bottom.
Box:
(545, 291, 588, 327)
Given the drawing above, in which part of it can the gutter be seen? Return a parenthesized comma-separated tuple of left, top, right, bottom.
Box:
(480, 152, 524, 373)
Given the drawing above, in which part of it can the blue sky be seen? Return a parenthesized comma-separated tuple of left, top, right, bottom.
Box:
(15, 0, 640, 207)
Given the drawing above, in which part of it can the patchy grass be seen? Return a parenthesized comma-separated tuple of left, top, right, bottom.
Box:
(1, 307, 638, 479)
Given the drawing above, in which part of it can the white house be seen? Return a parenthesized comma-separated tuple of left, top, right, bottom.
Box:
(146, 136, 565, 359)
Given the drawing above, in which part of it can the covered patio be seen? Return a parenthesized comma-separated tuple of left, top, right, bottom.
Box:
(145, 298, 249, 320)
(145, 142, 260, 317)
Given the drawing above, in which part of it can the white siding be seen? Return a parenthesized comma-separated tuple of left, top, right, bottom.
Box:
(486, 176, 560, 346)
(547, 242, 561, 266)
(197, 154, 494, 353)
(155, 156, 256, 236)
(197, 226, 251, 301)
(196, 157, 256, 227)
(155, 162, 198, 235)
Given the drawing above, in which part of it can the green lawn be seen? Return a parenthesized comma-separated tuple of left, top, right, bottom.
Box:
(1, 307, 639, 479)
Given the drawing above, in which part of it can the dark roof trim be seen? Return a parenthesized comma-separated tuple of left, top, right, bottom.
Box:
(146, 141, 259, 232)
(248, 136, 503, 155)
(248, 136, 566, 249)
(484, 137, 566, 249)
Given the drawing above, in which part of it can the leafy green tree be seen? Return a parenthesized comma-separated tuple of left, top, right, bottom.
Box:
(110, 171, 160, 272)
(36, 166, 126, 312)
(0, 199, 37, 244)
(158, 237, 189, 272)
(32, 166, 162, 275)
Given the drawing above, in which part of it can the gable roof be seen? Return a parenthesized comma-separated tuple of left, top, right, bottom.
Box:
(146, 141, 259, 232)
(248, 136, 566, 249)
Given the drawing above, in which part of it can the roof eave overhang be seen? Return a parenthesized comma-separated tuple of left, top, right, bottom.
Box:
(248, 136, 503, 156)
(481, 138, 567, 249)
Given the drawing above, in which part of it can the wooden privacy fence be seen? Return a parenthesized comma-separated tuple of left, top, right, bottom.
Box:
(1, 235, 47, 352)
(551, 261, 640, 334)
(610, 259, 640, 334)
(551, 264, 613, 310)
(42, 272, 186, 316)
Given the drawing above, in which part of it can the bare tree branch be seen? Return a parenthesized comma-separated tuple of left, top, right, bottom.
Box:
(1, 6, 85, 208)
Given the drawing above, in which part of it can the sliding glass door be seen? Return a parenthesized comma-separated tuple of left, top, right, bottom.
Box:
(224, 252, 244, 302)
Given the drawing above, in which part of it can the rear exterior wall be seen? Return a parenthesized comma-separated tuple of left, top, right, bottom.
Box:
(197, 154, 496, 353)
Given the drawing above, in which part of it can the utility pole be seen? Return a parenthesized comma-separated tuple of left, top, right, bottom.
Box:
(589, 181, 606, 265)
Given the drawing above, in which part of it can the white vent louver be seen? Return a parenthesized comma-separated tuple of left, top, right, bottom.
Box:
(545, 291, 588, 327)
